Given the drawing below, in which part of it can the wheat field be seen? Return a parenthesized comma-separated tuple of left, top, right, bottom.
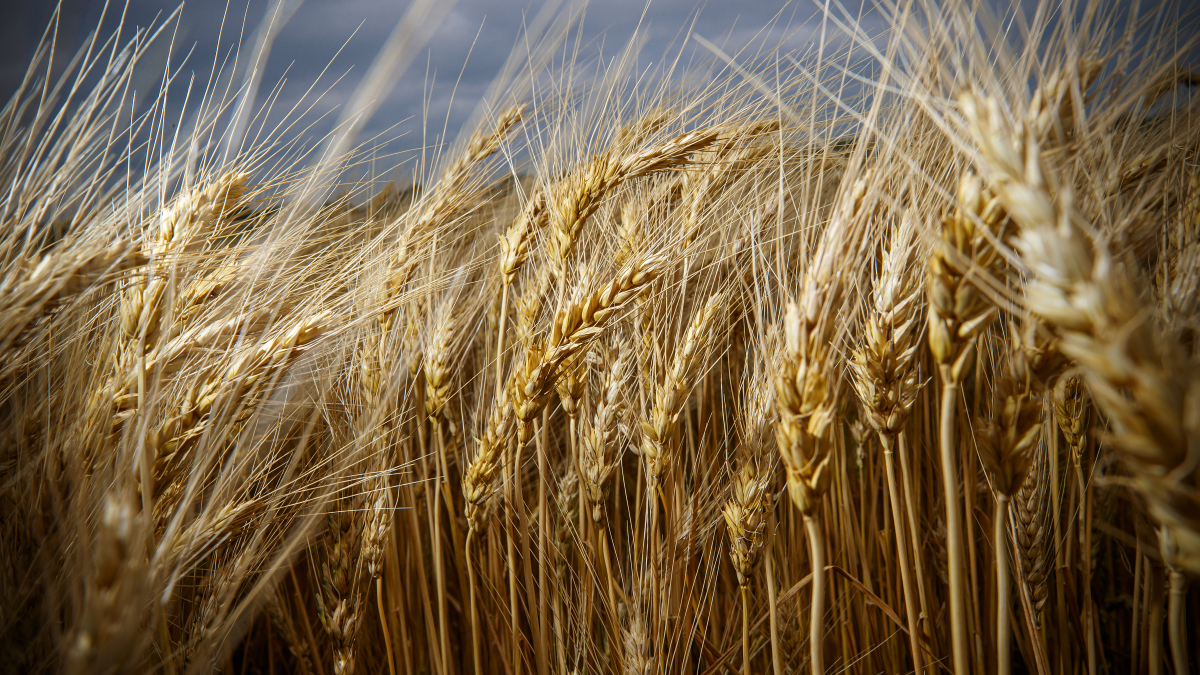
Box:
(1, 1, 1198, 674)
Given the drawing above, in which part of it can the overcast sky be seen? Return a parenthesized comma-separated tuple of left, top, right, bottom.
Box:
(0, 0, 1168, 179)
(0, 1, 890, 173)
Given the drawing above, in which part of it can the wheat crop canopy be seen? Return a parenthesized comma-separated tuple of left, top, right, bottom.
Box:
(1, 1, 1198, 674)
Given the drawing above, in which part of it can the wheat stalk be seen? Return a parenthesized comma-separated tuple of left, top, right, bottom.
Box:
(775, 171, 870, 675)
(722, 460, 769, 675)
(926, 169, 1008, 674)
(849, 212, 925, 674)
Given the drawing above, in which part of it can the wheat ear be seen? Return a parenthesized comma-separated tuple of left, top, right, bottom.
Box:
(409, 104, 524, 238)
(380, 103, 523, 328)
(577, 341, 628, 655)
(268, 590, 315, 675)
(151, 314, 331, 514)
(641, 291, 724, 485)
(774, 301, 835, 675)
(546, 127, 724, 278)
(580, 342, 629, 523)
(1016, 197, 1200, 567)
(497, 188, 547, 394)
(975, 330, 1045, 675)
(0, 240, 142, 363)
(121, 173, 248, 349)
(463, 387, 514, 675)
(500, 188, 546, 287)
(1013, 447, 1049, 628)
(318, 502, 363, 675)
(66, 495, 147, 675)
(514, 253, 666, 427)
(1156, 173, 1200, 321)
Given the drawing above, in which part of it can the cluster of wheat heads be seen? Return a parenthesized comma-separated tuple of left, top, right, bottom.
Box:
(2, 1, 1200, 674)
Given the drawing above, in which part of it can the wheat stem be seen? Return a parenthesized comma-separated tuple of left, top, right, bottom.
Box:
(1149, 564, 1164, 675)
(432, 423, 451, 675)
(378, 578, 397, 675)
(1168, 570, 1187, 675)
(506, 460, 523, 675)
(291, 567, 328, 675)
(765, 509, 783, 675)
(897, 430, 932, 650)
(937, 369, 969, 675)
(996, 494, 1012, 675)
(1131, 550, 1143, 675)
(514, 430, 540, 674)
(882, 435, 923, 674)
(466, 529, 482, 675)
(1081, 464, 1095, 675)
(597, 522, 622, 665)
(156, 604, 176, 675)
(804, 514, 825, 675)
(535, 411, 550, 675)
(741, 584, 751, 675)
